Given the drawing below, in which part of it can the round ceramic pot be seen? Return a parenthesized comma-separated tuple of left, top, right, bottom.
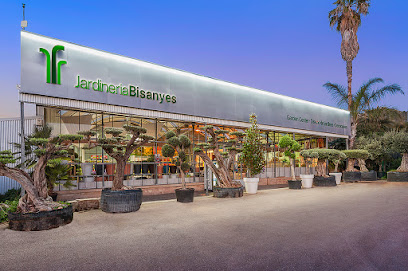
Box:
(329, 172, 342, 185)
(300, 174, 314, 188)
(243, 178, 259, 194)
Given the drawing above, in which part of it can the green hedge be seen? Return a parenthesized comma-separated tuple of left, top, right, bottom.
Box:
(301, 148, 343, 161)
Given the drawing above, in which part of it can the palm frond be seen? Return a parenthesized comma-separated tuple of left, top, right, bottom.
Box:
(323, 82, 348, 108)
(369, 84, 404, 105)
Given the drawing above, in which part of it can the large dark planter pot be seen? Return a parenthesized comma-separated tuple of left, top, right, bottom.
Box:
(100, 188, 143, 213)
(377, 172, 387, 179)
(361, 171, 377, 181)
(213, 186, 244, 198)
(175, 188, 195, 203)
(387, 172, 408, 182)
(288, 180, 302, 189)
(8, 205, 73, 231)
(343, 171, 361, 183)
(313, 176, 336, 187)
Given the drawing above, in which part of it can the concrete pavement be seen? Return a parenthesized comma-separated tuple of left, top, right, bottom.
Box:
(1, 182, 407, 271)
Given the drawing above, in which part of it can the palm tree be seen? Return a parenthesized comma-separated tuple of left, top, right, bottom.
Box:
(329, 0, 370, 110)
(324, 78, 404, 148)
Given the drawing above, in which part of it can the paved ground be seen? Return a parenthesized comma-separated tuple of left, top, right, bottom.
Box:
(1, 182, 407, 271)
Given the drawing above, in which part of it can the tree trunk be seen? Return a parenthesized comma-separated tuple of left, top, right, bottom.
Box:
(0, 165, 53, 212)
(346, 158, 357, 172)
(316, 160, 327, 177)
(358, 158, 369, 172)
(32, 155, 48, 199)
(397, 153, 408, 172)
(349, 120, 357, 149)
(334, 163, 339, 173)
(346, 60, 353, 111)
(113, 159, 126, 190)
(290, 159, 296, 181)
(179, 166, 186, 189)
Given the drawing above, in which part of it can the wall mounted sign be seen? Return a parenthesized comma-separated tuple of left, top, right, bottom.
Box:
(21, 31, 350, 135)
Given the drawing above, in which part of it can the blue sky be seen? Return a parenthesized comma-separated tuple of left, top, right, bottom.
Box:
(0, 0, 406, 117)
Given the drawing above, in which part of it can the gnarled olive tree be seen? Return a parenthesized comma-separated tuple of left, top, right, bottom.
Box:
(383, 131, 408, 172)
(301, 149, 344, 177)
(0, 134, 83, 213)
(194, 126, 244, 188)
(79, 124, 154, 190)
(342, 149, 370, 172)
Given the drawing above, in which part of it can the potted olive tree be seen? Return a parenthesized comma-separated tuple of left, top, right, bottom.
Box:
(299, 150, 318, 188)
(329, 151, 347, 185)
(0, 133, 82, 231)
(194, 126, 245, 198)
(80, 124, 154, 213)
(301, 149, 343, 187)
(161, 131, 194, 203)
(383, 131, 408, 182)
(342, 150, 370, 182)
(240, 114, 265, 194)
(278, 135, 301, 189)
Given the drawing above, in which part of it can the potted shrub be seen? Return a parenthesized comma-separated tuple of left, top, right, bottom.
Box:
(342, 150, 370, 182)
(383, 131, 408, 182)
(161, 131, 194, 203)
(45, 158, 75, 200)
(299, 150, 318, 188)
(80, 124, 154, 213)
(0, 133, 83, 231)
(301, 149, 343, 186)
(329, 151, 347, 184)
(194, 126, 245, 198)
(278, 135, 301, 189)
(240, 114, 265, 194)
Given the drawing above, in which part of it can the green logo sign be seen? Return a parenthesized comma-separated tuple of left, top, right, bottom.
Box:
(39, 45, 67, 85)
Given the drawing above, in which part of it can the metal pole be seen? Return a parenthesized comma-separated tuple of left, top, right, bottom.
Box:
(20, 102, 26, 196)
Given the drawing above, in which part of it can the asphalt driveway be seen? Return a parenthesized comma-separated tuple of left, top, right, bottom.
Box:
(1, 182, 407, 271)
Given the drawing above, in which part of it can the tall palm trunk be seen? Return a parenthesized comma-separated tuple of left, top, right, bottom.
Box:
(346, 60, 353, 111)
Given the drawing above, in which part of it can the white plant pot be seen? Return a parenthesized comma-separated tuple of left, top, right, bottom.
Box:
(244, 178, 259, 194)
(300, 174, 314, 188)
(329, 173, 343, 185)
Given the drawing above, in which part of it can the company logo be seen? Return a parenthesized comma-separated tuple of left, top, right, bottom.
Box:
(39, 45, 67, 85)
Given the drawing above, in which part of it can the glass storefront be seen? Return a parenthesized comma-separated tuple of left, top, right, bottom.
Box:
(42, 107, 327, 190)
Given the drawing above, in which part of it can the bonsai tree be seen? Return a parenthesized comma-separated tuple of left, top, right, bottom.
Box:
(161, 131, 192, 189)
(79, 124, 154, 190)
(239, 114, 265, 178)
(300, 150, 318, 175)
(301, 149, 344, 177)
(194, 126, 244, 188)
(342, 149, 370, 172)
(278, 135, 301, 181)
(0, 134, 83, 213)
(356, 136, 387, 172)
(383, 131, 408, 172)
(332, 151, 347, 172)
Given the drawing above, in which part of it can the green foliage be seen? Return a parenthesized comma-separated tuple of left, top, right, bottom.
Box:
(57, 134, 83, 142)
(123, 124, 147, 134)
(105, 128, 123, 137)
(140, 135, 154, 141)
(355, 136, 386, 161)
(193, 147, 202, 153)
(29, 138, 49, 146)
(180, 162, 190, 172)
(161, 144, 175, 158)
(278, 135, 301, 159)
(240, 114, 265, 177)
(77, 130, 97, 137)
(0, 150, 16, 165)
(214, 130, 228, 134)
(165, 131, 177, 139)
(168, 137, 181, 147)
(179, 135, 191, 148)
(0, 200, 18, 223)
(46, 159, 73, 190)
(383, 131, 408, 154)
(342, 149, 370, 160)
(302, 149, 344, 161)
(0, 188, 21, 202)
(33, 149, 47, 157)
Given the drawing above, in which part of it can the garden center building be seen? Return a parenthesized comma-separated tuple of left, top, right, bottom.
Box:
(17, 31, 350, 191)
